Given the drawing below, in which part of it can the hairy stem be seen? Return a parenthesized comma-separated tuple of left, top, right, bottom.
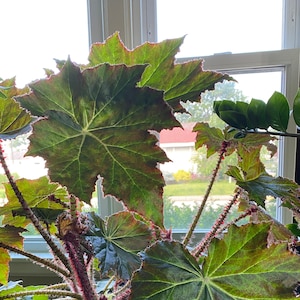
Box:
(182, 141, 228, 247)
(216, 204, 258, 234)
(65, 234, 98, 300)
(0, 142, 71, 272)
(0, 242, 70, 277)
(0, 289, 83, 300)
(192, 188, 241, 257)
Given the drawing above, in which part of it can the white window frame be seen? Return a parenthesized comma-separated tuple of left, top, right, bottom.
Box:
(10, 0, 300, 281)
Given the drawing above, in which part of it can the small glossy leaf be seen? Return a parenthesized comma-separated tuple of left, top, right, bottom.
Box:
(219, 110, 248, 129)
(266, 91, 289, 132)
(86, 211, 152, 280)
(292, 88, 300, 127)
(247, 98, 269, 129)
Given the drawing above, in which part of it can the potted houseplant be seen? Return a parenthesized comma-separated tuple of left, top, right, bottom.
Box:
(0, 32, 300, 299)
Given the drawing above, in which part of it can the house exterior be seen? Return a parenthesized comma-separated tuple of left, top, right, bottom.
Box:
(159, 123, 197, 178)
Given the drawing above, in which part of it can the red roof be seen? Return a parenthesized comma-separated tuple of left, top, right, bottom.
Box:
(160, 123, 196, 143)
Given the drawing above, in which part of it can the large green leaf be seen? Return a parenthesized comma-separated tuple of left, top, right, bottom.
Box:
(0, 227, 24, 284)
(202, 223, 300, 299)
(88, 32, 232, 111)
(86, 211, 152, 280)
(16, 61, 179, 226)
(0, 78, 32, 139)
(131, 224, 300, 299)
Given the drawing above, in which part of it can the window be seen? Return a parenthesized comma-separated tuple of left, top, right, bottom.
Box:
(4, 0, 300, 279)
(157, 0, 283, 57)
(87, 0, 300, 229)
(0, 1, 90, 280)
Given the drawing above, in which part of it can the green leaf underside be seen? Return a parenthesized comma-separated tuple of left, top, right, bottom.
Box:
(88, 32, 232, 111)
(0, 176, 68, 228)
(87, 211, 152, 280)
(16, 61, 180, 226)
(0, 227, 24, 284)
(193, 122, 277, 160)
(227, 169, 298, 207)
(131, 224, 300, 299)
(0, 79, 31, 139)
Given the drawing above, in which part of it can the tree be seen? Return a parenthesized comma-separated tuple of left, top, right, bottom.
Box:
(176, 80, 247, 124)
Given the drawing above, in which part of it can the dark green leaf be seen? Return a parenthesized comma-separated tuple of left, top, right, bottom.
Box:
(292, 88, 300, 127)
(131, 241, 204, 299)
(266, 91, 290, 132)
(86, 211, 152, 280)
(247, 98, 269, 129)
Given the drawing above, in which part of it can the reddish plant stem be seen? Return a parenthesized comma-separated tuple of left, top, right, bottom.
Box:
(0, 142, 71, 273)
(182, 141, 229, 247)
(64, 233, 98, 300)
(192, 188, 241, 257)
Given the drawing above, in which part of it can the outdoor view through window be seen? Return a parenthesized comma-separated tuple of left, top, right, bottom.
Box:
(157, 0, 283, 230)
(0, 1, 285, 233)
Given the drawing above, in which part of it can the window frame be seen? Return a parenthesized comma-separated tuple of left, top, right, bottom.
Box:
(10, 0, 300, 281)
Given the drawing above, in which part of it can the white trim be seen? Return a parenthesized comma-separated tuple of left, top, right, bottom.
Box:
(283, 0, 300, 48)
(87, 0, 157, 47)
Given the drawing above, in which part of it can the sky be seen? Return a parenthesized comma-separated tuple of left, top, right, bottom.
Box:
(0, 0, 89, 87)
(157, 0, 283, 57)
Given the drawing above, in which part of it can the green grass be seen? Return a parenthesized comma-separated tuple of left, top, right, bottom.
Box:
(164, 180, 236, 197)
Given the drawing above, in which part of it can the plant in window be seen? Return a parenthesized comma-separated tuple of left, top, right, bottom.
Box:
(0, 32, 300, 299)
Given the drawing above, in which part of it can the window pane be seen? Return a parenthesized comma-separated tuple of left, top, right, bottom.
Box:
(0, 1, 89, 233)
(0, 0, 89, 87)
(157, 0, 283, 57)
(162, 70, 282, 230)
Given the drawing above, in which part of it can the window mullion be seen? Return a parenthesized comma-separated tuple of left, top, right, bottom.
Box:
(283, 0, 300, 48)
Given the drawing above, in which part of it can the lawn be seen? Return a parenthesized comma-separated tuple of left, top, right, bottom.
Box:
(164, 180, 236, 197)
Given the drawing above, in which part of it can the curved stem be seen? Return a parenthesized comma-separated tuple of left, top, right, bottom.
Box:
(182, 141, 228, 247)
(0, 142, 71, 272)
(0, 242, 70, 278)
(0, 289, 83, 300)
